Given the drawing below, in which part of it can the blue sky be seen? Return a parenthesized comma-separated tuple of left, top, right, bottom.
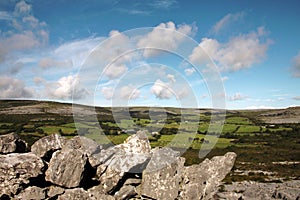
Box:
(0, 0, 300, 109)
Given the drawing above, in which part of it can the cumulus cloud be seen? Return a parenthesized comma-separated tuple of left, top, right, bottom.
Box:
(211, 12, 245, 34)
(0, 76, 34, 98)
(291, 51, 300, 77)
(190, 27, 271, 71)
(167, 74, 176, 83)
(151, 79, 174, 99)
(46, 75, 88, 100)
(86, 30, 134, 79)
(101, 86, 114, 100)
(0, 0, 48, 63)
(137, 21, 196, 57)
(104, 63, 128, 79)
(120, 85, 141, 100)
(229, 93, 248, 101)
(184, 68, 196, 76)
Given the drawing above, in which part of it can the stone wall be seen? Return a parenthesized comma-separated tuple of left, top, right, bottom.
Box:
(0, 132, 236, 200)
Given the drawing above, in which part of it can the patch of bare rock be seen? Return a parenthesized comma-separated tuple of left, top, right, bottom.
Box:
(0, 131, 237, 199)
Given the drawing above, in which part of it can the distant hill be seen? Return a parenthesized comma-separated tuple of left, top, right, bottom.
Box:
(0, 100, 299, 124)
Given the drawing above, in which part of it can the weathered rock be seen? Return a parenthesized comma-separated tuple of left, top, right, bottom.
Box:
(88, 186, 116, 200)
(141, 147, 185, 200)
(14, 186, 46, 200)
(178, 152, 237, 200)
(95, 165, 125, 194)
(47, 185, 65, 199)
(114, 185, 137, 200)
(123, 178, 142, 186)
(0, 133, 27, 154)
(45, 147, 88, 188)
(0, 153, 44, 196)
(57, 188, 94, 200)
(95, 131, 151, 194)
(63, 136, 103, 167)
(31, 133, 66, 158)
(216, 180, 300, 200)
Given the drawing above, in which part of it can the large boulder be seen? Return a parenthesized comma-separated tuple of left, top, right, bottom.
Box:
(178, 152, 237, 200)
(63, 136, 103, 167)
(0, 153, 44, 196)
(45, 147, 88, 188)
(0, 133, 27, 154)
(140, 147, 185, 200)
(94, 131, 151, 194)
(31, 133, 66, 158)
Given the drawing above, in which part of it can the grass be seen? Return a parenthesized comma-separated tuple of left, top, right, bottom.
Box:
(226, 116, 253, 125)
(236, 125, 261, 133)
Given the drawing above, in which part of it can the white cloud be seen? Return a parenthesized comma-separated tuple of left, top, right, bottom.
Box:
(151, 79, 174, 99)
(222, 76, 229, 81)
(101, 86, 114, 100)
(184, 68, 196, 76)
(293, 96, 300, 101)
(39, 57, 73, 69)
(137, 21, 196, 57)
(190, 27, 271, 71)
(104, 63, 128, 79)
(167, 74, 176, 83)
(0, 0, 48, 63)
(0, 76, 34, 98)
(291, 51, 300, 77)
(46, 75, 88, 100)
(149, 0, 177, 9)
(211, 12, 245, 34)
(245, 105, 276, 110)
(120, 85, 140, 100)
(14, 0, 31, 16)
(229, 93, 248, 101)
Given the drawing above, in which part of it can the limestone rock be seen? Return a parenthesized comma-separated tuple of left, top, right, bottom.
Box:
(63, 136, 103, 167)
(114, 185, 137, 200)
(47, 186, 65, 199)
(0, 133, 27, 154)
(57, 188, 93, 200)
(141, 147, 185, 200)
(95, 131, 151, 194)
(178, 152, 237, 200)
(14, 186, 46, 200)
(45, 147, 88, 188)
(95, 165, 125, 194)
(216, 180, 300, 200)
(31, 133, 66, 158)
(88, 186, 116, 200)
(0, 153, 44, 196)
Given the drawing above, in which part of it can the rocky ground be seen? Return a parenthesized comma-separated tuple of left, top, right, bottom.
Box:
(0, 132, 236, 200)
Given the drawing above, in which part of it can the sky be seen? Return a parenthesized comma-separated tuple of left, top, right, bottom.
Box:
(0, 0, 300, 110)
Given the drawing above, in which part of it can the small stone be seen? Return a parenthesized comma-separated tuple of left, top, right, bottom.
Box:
(47, 185, 65, 198)
(57, 188, 94, 200)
